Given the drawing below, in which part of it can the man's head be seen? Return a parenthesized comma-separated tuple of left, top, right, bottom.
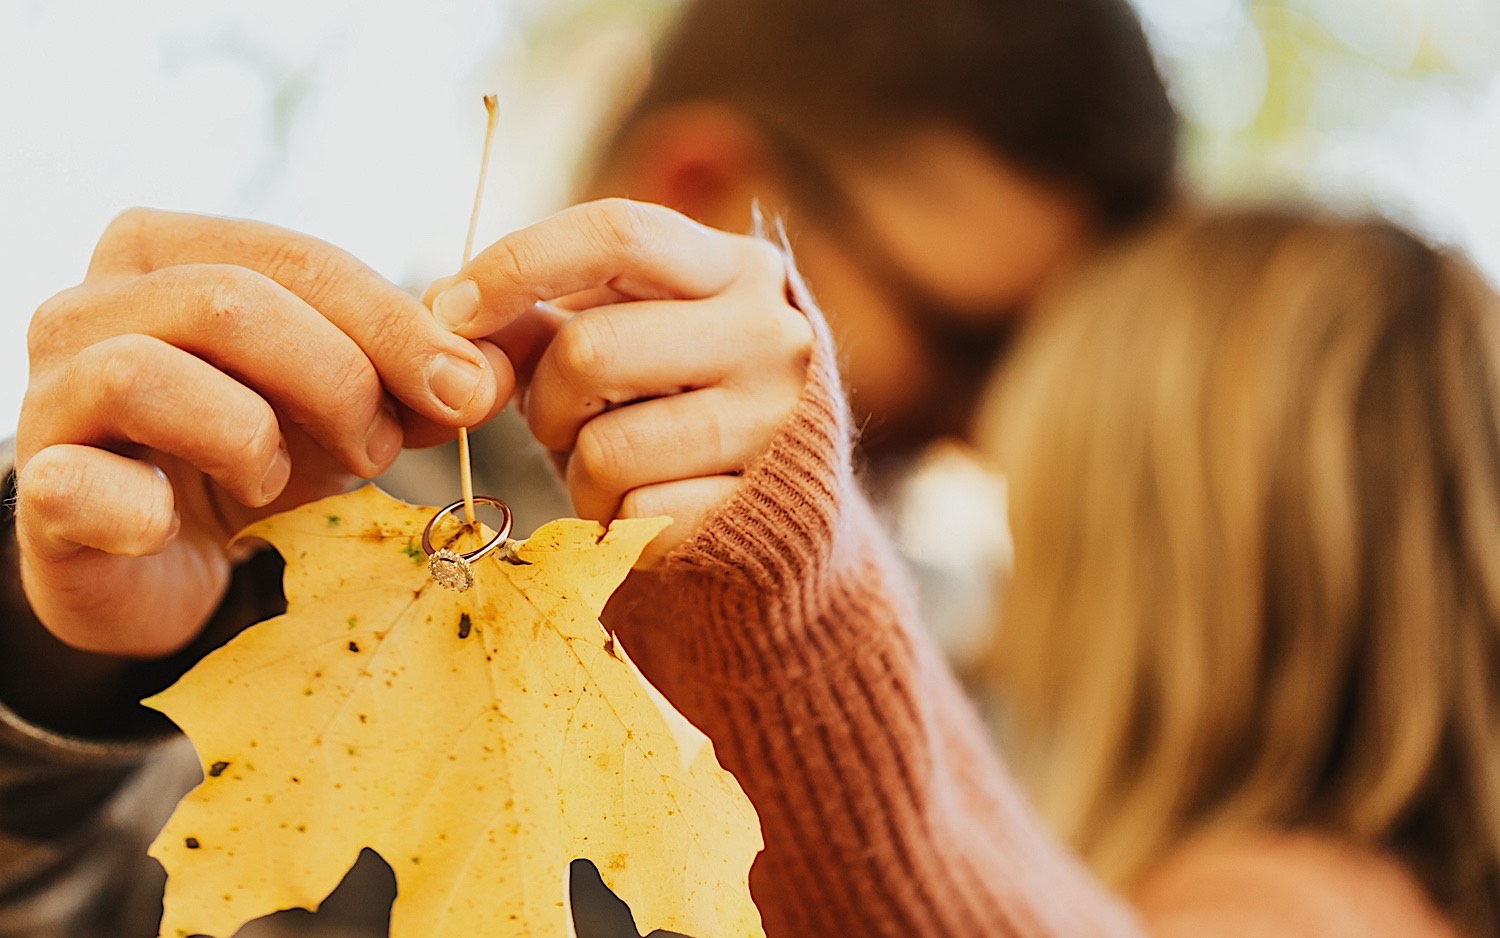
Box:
(583, 0, 1177, 455)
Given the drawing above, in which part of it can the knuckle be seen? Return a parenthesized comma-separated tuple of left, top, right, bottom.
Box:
(27, 286, 89, 362)
(109, 488, 176, 558)
(748, 294, 815, 368)
(198, 265, 267, 336)
(219, 405, 283, 480)
(492, 236, 536, 290)
(742, 236, 788, 284)
(98, 206, 156, 252)
(222, 403, 281, 465)
(84, 335, 162, 400)
(554, 314, 617, 383)
(726, 238, 813, 365)
(17, 450, 91, 526)
(259, 235, 342, 306)
(573, 420, 633, 488)
(617, 486, 663, 521)
(357, 302, 423, 364)
(774, 305, 816, 362)
(318, 353, 381, 422)
(196, 410, 278, 500)
(586, 198, 657, 257)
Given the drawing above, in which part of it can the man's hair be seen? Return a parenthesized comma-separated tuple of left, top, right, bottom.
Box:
(612, 0, 1178, 229)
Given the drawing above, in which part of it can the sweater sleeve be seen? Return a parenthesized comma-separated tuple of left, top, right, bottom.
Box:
(0, 438, 179, 936)
(603, 259, 1142, 937)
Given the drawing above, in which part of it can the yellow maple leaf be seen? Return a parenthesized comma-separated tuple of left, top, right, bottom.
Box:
(143, 485, 765, 938)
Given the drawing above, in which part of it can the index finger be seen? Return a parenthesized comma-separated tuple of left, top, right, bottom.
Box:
(91, 208, 502, 427)
(427, 199, 747, 338)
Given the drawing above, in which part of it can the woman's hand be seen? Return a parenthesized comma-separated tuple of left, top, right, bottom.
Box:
(430, 199, 814, 566)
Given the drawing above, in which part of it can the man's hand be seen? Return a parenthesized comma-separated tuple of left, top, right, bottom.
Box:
(15, 208, 510, 659)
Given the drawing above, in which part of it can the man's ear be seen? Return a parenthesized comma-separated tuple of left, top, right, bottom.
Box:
(588, 101, 784, 233)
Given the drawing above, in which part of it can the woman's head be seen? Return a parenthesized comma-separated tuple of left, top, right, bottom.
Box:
(981, 207, 1500, 933)
(582, 0, 1177, 454)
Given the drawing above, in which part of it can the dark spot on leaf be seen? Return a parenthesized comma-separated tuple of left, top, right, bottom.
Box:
(458, 613, 472, 640)
(603, 637, 617, 659)
(184, 837, 200, 850)
(348, 641, 360, 653)
(208, 761, 230, 778)
(326, 514, 341, 527)
(291, 776, 300, 784)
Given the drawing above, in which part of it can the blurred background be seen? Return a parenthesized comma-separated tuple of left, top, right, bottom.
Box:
(2, 0, 1498, 440)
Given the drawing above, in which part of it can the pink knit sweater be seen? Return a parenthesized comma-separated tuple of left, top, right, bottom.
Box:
(603, 308, 1466, 937)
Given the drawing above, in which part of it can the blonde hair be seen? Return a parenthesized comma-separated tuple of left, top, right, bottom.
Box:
(980, 206, 1500, 934)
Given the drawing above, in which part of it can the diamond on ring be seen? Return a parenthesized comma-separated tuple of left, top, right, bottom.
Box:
(428, 548, 475, 592)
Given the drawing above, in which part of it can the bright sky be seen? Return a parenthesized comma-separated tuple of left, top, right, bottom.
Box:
(2, 0, 1498, 440)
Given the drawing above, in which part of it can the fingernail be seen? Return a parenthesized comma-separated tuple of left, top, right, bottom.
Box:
(432, 280, 481, 331)
(427, 354, 484, 413)
(260, 444, 292, 504)
(364, 406, 403, 470)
